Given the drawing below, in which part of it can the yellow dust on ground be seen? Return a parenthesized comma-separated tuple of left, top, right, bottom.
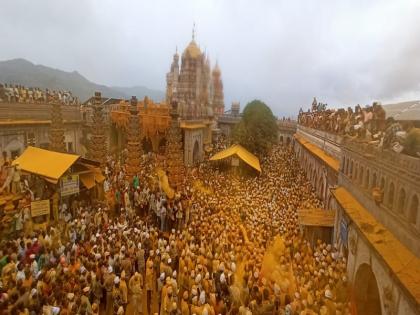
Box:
(260, 236, 297, 296)
(193, 179, 213, 195)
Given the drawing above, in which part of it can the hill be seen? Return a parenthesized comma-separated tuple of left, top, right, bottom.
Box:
(0, 58, 165, 102)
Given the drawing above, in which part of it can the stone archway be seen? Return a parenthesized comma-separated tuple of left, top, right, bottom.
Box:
(192, 140, 200, 165)
(158, 137, 167, 154)
(354, 263, 382, 315)
(142, 137, 153, 153)
(280, 136, 284, 144)
(286, 136, 291, 146)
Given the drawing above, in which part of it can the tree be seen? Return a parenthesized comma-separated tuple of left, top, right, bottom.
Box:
(233, 100, 278, 156)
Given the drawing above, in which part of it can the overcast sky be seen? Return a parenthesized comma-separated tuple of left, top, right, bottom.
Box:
(1, 0, 420, 116)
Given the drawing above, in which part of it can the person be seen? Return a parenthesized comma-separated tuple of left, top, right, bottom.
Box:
(129, 272, 143, 315)
(104, 267, 115, 315)
(160, 203, 167, 232)
(11, 164, 21, 194)
(176, 200, 183, 230)
(112, 277, 124, 314)
(0, 162, 14, 194)
(120, 270, 129, 308)
(181, 290, 190, 315)
(136, 243, 145, 275)
(81, 286, 92, 314)
(145, 250, 155, 315)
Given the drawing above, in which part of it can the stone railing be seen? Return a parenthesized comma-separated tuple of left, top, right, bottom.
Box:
(298, 125, 344, 145)
(218, 114, 241, 124)
(278, 120, 297, 128)
(296, 125, 343, 161)
(344, 140, 420, 177)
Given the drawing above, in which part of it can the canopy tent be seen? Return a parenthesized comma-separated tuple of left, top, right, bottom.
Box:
(209, 144, 261, 172)
(297, 208, 335, 227)
(79, 173, 96, 189)
(78, 163, 106, 184)
(13, 147, 105, 189)
(13, 147, 80, 184)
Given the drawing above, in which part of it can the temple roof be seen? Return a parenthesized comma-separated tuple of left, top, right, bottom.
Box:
(212, 62, 221, 74)
(183, 40, 202, 59)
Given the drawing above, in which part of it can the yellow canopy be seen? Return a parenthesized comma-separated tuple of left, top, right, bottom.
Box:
(294, 134, 339, 172)
(157, 169, 175, 199)
(13, 146, 80, 184)
(80, 163, 106, 183)
(297, 208, 335, 227)
(209, 144, 261, 172)
(79, 173, 96, 189)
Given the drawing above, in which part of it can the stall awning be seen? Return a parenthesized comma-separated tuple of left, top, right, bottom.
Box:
(209, 144, 261, 172)
(13, 147, 80, 183)
(297, 208, 335, 227)
(79, 173, 96, 189)
(79, 163, 105, 183)
(294, 134, 339, 172)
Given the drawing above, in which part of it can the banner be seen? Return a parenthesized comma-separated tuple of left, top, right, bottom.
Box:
(340, 218, 348, 247)
(31, 200, 50, 217)
(231, 157, 239, 167)
(61, 174, 79, 197)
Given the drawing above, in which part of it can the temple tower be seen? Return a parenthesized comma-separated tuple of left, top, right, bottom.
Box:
(211, 61, 225, 117)
(49, 97, 66, 152)
(166, 48, 180, 105)
(164, 27, 226, 166)
(165, 105, 185, 190)
(126, 96, 142, 178)
(175, 29, 211, 119)
(88, 92, 107, 165)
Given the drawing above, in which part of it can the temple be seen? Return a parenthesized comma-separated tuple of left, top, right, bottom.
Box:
(165, 29, 225, 166)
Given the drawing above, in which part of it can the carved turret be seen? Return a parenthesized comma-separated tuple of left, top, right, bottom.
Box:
(211, 61, 225, 117)
(49, 97, 66, 152)
(165, 105, 185, 190)
(125, 96, 142, 178)
(88, 92, 107, 165)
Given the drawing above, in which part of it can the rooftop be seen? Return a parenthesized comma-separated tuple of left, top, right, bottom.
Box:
(333, 187, 420, 310)
(383, 100, 420, 121)
(294, 134, 340, 172)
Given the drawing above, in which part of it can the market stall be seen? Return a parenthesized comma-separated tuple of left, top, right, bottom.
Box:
(0, 147, 105, 234)
(209, 144, 262, 173)
(297, 208, 335, 246)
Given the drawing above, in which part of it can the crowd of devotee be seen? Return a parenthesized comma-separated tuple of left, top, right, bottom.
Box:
(0, 83, 80, 105)
(298, 100, 420, 156)
(0, 145, 350, 315)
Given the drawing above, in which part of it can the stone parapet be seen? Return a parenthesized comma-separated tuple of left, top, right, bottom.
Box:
(343, 140, 420, 183)
(296, 125, 343, 161)
(218, 114, 241, 124)
(0, 102, 81, 122)
(277, 120, 297, 129)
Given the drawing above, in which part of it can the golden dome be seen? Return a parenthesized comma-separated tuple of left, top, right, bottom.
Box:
(183, 40, 202, 59)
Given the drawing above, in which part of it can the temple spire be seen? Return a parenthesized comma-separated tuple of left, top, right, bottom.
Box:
(49, 96, 66, 152)
(88, 92, 107, 166)
(192, 22, 196, 41)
